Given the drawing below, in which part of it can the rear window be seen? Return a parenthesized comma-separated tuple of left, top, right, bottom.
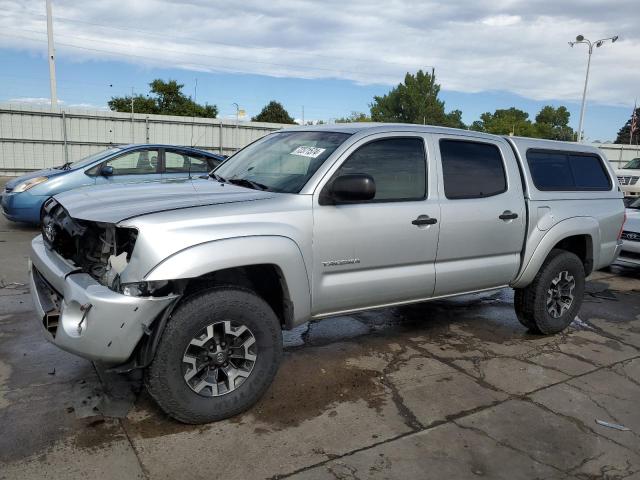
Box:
(440, 139, 507, 199)
(527, 150, 611, 191)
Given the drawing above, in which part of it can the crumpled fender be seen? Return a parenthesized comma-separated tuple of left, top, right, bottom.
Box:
(143, 235, 311, 325)
(511, 216, 599, 288)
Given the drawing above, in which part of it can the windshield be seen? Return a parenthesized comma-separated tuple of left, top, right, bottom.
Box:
(623, 158, 640, 169)
(58, 148, 122, 170)
(213, 131, 351, 193)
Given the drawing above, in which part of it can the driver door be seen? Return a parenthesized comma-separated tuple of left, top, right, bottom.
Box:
(311, 133, 440, 316)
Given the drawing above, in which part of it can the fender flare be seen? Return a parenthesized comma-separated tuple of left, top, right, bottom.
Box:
(144, 235, 311, 325)
(511, 216, 599, 288)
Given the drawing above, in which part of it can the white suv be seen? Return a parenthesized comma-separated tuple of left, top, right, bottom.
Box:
(616, 158, 640, 199)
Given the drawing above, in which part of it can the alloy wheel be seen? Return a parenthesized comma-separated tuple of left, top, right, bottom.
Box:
(182, 321, 257, 397)
(546, 270, 575, 319)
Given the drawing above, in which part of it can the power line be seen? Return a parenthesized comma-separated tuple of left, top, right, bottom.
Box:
(16, 10, 431, 71)
(1, 27, 407, 80)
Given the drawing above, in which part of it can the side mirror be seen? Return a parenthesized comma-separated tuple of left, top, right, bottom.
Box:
(321, 173, 376, 205)
(100, 165, 114, 177)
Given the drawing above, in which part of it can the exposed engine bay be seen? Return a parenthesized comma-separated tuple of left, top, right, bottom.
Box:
(41, 198, 137, 288)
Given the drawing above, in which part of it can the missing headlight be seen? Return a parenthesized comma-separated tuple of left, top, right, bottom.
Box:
(118, 280, 174, 297)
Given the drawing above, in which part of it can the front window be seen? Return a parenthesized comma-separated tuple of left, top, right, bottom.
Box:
(213, 131, 351, 193)
(623, 158, 640, 169)
(334, 137, 426, 201)
(104, 149, 160, 175)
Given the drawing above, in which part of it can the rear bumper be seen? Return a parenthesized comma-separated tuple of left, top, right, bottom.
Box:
(29, 235, 177, 364)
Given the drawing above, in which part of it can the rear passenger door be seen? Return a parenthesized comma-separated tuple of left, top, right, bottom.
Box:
(432, 135, 526, 296)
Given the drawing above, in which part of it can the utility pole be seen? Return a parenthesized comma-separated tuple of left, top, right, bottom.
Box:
(46, 0, 58, 109)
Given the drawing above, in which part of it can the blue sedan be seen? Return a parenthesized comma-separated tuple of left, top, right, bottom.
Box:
(1, 144, 225, 224)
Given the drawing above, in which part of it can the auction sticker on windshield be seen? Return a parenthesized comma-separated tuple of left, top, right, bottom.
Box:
(290, 146, 326, 158)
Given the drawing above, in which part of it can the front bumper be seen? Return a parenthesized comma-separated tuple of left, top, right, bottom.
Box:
(615, 236, 640, 266)
(29, 235, 177, 364)
(620, 184, 640, 198)
(1, 190, 46, 224)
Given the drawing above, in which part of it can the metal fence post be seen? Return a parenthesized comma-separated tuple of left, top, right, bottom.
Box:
(219, 122, 223, 155)
(61, 110, 69, 164)
(145, 116, 150, 144)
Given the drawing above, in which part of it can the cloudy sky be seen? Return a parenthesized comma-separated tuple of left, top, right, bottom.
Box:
(0, 0, 638, 140)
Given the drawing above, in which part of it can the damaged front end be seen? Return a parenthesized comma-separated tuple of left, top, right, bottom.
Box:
(41, 197, 138, 289)
(30, 197, 180, 365)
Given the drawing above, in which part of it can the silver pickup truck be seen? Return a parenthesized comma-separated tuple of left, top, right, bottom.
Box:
(29, 124, 625, 423)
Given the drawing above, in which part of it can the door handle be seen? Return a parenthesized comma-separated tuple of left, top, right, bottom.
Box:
(499, 210, 518, 220)
(412, 215, 438, 226)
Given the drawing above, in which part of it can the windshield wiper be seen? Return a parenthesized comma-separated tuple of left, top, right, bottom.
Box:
(208, 172, 227, 183)
(55, 162, 73, 170)
(228, 178, 270, 191)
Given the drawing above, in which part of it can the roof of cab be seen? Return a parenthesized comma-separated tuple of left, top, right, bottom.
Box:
(504, 136, 602, 155)
(282, 123, 599, 155)
(280, 122, 503, 140)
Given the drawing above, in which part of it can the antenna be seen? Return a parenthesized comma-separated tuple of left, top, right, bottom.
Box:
(190, 78, 198, 147)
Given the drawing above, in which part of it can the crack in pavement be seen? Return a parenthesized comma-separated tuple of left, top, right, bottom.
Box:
(274, 354, 640, 479)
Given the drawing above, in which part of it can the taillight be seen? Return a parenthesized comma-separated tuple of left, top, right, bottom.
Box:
(618, 212, 627, 241)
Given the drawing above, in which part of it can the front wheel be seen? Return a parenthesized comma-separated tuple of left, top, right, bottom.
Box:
(146, 287, 283, 424)
(514, 249, 585, 335)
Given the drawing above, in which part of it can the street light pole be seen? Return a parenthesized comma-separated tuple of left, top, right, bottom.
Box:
(569, 34, 618, 142)
(576, 45, 592, 143)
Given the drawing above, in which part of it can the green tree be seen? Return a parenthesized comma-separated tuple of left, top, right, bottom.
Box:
(108, 95, 158, 114)
(615, 107, 640, 144)
(534, 106, 574, 141)
(336, 111, 372, 123)
(369, 70, 465, 128)
(252, 101, 296, 124)
(471, 107, 535, 137)
(108, 79, 218, 118)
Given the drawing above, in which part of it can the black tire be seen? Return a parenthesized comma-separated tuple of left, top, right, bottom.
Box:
(145, 287, 282, 424)
(513, 249, 585, 335)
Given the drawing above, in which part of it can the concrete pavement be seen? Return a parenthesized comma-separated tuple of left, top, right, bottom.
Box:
(1, 186, 639, 479)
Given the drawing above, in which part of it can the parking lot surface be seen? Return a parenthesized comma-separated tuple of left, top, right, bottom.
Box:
(1, 184, 639, 479)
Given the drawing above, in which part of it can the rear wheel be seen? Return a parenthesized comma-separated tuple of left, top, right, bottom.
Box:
(514, 249, 585, 334)
(146, 287, 282, 424)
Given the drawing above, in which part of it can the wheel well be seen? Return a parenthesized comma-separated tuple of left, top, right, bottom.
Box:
(181, 264, 292, 328)
(552, 235, 593, 275)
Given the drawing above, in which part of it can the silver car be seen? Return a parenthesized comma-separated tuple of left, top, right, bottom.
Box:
(29, 124, 625, 423)
(617, 198, 640, 265)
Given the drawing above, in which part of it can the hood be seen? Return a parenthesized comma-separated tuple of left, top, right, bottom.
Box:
(615, 168, 640, 176)
(5, 168, 65, 190)
(54, 179, 277, 223)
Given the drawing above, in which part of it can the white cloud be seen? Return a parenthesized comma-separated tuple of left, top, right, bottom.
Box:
(482, 15, 521, 26)
(7, 97, 65, 105)
(0, 0, 637, 106)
